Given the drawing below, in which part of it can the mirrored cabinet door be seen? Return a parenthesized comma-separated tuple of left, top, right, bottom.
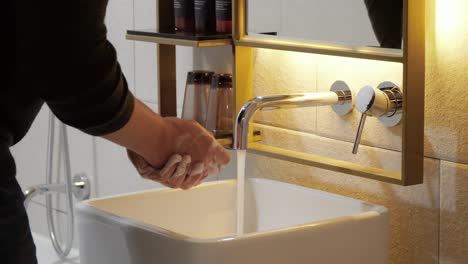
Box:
(246, 0, 404, 55)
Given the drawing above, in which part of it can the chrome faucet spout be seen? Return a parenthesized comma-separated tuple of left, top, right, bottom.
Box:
(233, 85, 353, 150)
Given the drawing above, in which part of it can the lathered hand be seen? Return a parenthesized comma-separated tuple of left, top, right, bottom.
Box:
(128, 151, 209, 189)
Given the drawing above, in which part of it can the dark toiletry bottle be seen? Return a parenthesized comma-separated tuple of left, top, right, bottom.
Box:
(174, 0, 195, 32)
(215, 0, 232, 33)
(194, 0, 216, 34)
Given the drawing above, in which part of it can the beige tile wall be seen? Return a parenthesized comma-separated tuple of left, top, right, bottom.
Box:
(249, 124, 440, 264)
(253, 50, 318, 133)
(249, 1, 468, 263)
(439, 161, 468, 264)
(424, 0, 468, 165)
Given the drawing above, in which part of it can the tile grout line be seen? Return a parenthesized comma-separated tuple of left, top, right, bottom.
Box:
(92, 136, 99, 197)
(315, 61, 318, 134)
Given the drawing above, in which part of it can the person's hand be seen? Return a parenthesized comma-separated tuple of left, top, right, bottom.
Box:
(102, 99, 230, 190)
(132, 117, 231, 189)
(127, 151, 196, 189)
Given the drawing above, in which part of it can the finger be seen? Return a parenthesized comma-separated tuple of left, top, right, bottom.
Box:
(194, 171, 209, 187)
(168, 155, 191, 187)
(146, 154, 182, 181)
(130, 152, 181, 182)
(127, 150, 144, 167)
(172, 170, 188, 189)
(189, 162, 204, 176)
(212, 145, 231, 166)
(159, 154, 183, 181)
(145, 164, 177, 182)
(180, 163, 204, 189)
(127, 150, 151, 175)
(158, 180, 173, 188)
(180, 173, 202, 190)
(128, 151, 162, 180)
(206, 162, 220, 176)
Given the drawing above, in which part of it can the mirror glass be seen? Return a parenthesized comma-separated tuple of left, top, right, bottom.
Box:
(247, 0, 403, 52)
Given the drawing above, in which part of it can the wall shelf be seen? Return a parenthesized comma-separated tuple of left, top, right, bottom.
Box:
(127, 30, 232, 47)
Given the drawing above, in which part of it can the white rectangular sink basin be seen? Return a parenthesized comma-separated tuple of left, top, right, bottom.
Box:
(76, 178, 388, 264)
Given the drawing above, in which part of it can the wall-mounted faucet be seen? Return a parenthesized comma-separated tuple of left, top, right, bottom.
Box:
(352, 81, 403, 154)
(233, 81, 354, 150)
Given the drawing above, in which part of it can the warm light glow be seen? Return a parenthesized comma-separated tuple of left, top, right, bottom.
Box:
(435, 0, 468, 57)
(435, 0, 468, 43)
(255, 48, 403, 94)
(436, 0, 460, 35)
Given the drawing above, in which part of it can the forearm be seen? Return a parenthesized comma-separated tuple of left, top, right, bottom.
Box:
(101, 99, 171, 167)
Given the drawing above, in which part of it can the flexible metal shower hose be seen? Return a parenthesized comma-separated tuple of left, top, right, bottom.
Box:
(45, 111, 75, 259)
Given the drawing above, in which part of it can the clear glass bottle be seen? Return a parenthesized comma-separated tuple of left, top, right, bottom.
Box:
(205, 74, 233, 138)
(181, 71, 214, 126)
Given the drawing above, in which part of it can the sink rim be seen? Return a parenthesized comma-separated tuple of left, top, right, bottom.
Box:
(76, 178, 387, 244)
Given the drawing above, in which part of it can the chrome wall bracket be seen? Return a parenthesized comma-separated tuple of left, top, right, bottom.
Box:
(24, 173, 91, 208)
(330, 80, 354, 116)
(72, 173, 91, 201)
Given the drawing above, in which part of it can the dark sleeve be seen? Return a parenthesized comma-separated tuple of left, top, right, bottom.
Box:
(364, 0, 403, 49)
(18, 0, 135, 136)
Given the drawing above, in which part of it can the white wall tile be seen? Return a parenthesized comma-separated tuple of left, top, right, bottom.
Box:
(26, 201, 76, 248)
(12, 105, 96, 212)
(134, 0, 156, 29)
(135, 42, 159, 103)
(141, 101, 159, 113)
(193, 46, 233, 73)
(177, 47, 195, 108)
(12, 105, 49, 194)
(133, 0, 158, 102)
(277, 0, 378, 46)
(135, 45, 194, 106)
(26, 201, 53, 239)
(67, 129, 97, 199)
(247, 0, 281, 34)
(106, 0, 135, 92)
(95, 137, 163, 197)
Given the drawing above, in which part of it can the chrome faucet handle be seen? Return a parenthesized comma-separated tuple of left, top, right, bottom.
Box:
(352, 82, 403, 154)
(352, 113, 368, 154)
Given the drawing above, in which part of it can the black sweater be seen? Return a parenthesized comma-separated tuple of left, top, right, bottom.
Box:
(3, 0, 134, 185)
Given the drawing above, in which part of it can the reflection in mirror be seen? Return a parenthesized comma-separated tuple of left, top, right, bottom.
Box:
(247, 0, 403, 50)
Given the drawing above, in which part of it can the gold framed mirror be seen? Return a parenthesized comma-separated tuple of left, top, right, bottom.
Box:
(232, 0, 425, 185)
